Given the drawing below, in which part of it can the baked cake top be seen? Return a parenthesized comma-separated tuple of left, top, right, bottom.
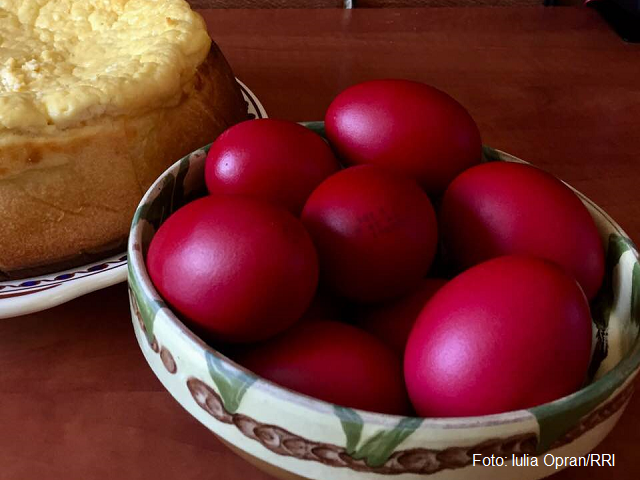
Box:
(0, 0, 211, 131)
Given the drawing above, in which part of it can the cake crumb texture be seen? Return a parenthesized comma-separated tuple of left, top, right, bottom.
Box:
(0, 0, 211, 130)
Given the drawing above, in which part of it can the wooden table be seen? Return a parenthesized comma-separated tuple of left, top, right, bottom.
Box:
(1, 6, 639, 480)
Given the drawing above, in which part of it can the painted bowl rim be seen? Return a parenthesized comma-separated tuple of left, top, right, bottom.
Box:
(127, 134, 640, 430)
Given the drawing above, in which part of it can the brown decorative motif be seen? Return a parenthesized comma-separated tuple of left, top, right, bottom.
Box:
(160, 346, 178, 374)
(550, 381, 636, 450)
(186, 377, 536, 475)
(188, 377, 233, 423)
(130, 288, 145, 330)
(136, 290, 634, 473)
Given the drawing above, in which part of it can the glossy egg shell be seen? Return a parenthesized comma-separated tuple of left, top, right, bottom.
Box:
(325, 79, 482, 196)
(301, 165, 438, 303)
(404, 255, 593, 417)
(439, 161, 605, 299)
(146, 196, 319, 343)
(205, 119, 340, 215)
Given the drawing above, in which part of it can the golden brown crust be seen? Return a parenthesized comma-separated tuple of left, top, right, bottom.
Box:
(0, 42, 248, 279)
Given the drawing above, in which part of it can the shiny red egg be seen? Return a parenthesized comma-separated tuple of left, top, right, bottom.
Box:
(325, 79, 482, 196)
(146, 196, 318, 343)
(301, 165, 438, 303)
(439, 161, 605, 299)
(404, 255, 593, 417)
(205, 119, 340, 215)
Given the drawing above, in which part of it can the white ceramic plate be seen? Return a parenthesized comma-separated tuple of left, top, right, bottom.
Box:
(0, 80, 267, 319)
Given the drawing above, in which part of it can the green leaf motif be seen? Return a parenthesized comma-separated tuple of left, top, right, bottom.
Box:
(132, 202, 151, 229)
(588, 233, 635, 378)
(534, 234, 638, 452)
(133, 173, 177, 232)
(170, 154, 193, 214)
(607, 233, 635, 265)
(607, 233, 636, 266)
(352, 417, 423, 468)
(481, 145, 501, 163)
(298, 121, 326, 138)
(631, 262, 640, 328)
(128, 265, 165, 343)
(530, 384, 615, 455)
(182, 147, 211, 200)
(133, 149, 208, 229)
(591, 233, 635, 330)
(206, 352, 256, 414)
(333, 406, 364, 455)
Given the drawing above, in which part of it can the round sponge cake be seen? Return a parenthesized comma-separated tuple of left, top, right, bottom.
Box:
(0, 0, 248, 278)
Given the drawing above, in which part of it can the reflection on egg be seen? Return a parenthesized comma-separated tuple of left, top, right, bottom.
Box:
(147, 196, 318, 343)
(325, 79, 482, 195)
(404, 255, 593, 417)
(205, 119, 340, 215)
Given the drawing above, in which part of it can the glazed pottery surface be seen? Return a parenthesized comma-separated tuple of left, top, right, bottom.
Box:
(128, 122, 640, 480)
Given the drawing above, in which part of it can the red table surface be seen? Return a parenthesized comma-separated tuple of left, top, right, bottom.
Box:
(1, 6, 639, 480)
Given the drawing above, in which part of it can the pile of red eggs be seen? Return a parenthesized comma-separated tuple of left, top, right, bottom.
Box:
(147, 79, 603, 418)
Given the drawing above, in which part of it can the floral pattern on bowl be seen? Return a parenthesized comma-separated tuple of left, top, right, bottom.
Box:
(128, 123, 640, 480)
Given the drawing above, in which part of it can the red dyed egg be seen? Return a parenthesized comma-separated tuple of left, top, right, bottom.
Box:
(237, 320, 411, 415)
(301, 165, 438, 303)
(146, 196, 318, 343)
(325, 79, 482, 195)
(205, 119, 340, 215)
(439, 161, 605, 299)
(359, 278, 447, 355)
(404, 255, 593, 417)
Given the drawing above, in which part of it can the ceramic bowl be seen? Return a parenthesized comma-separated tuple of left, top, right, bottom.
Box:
(127, 122, 640, 480)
